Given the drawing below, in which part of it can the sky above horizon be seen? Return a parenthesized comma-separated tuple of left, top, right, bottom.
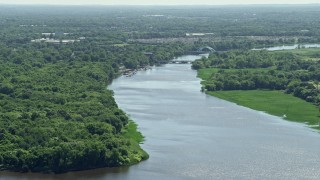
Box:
(0, 0, 319, 5)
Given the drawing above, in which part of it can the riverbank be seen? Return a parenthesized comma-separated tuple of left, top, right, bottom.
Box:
(122, 121, 149, 164)
(206, 90, 320, 129)
(194, 47, 320, 130)
(108, 61, 320, 179)
(197, 64, 320, 129)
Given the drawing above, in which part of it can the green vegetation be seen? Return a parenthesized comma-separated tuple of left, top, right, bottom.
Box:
(0, 6, 195, 173)
(208, 90, 320, 127)
(198, 68, 219, 80)
(122, 121, 149, 164)
(0, 43, 189, 173)
(122, 121, 145, 144)
(0, 58, 146, 173)
(1, 4, 320, 173)
(198, 68, 274, 80)
(195, 48, 320, 129)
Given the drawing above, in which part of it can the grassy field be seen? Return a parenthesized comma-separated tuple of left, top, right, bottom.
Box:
(122, 121, 149, 164)
(123, 120, 145, 143)
(208, 90, 320, 129)
(197, 48, 320, 129)
(198, 68, 219, 80)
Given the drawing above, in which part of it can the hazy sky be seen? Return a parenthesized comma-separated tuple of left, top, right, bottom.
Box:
(0, 0, 319, 5)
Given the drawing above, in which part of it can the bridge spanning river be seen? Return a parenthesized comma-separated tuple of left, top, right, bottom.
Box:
(169, 53, 209, 64)
(171, 46, 214, 63)
(169, 60, 193, 64)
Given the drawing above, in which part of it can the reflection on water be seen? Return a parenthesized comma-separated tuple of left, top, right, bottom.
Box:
(0, 166, 130, 180)
(172, 54, 208, 61)
(2, 54, 320, 180)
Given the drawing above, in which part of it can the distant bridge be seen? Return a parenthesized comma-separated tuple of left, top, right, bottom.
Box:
(151, 46, 214, 65)
(169, 60, 192, 64)
(188, 46, 215, 55)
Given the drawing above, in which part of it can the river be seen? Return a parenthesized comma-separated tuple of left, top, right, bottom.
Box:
(2, 54, 320, 179)
(252, 43, 320, 51)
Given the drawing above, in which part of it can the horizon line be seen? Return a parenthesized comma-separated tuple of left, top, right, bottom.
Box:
(0, 3, 319, 6)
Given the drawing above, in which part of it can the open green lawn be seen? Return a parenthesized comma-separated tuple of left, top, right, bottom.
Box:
(122, 121, 149, 164)
(208, 90, 320, 129)
(197, 50, 320, 130)
(198, 68, 219, 80)
(122, 120, 145, 144)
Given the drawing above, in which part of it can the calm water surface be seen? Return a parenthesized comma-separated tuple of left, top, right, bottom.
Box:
(2, 55, 320, 179)
(253, 43, 320, 51)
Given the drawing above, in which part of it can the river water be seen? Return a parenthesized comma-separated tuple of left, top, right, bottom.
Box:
(252, 43, 320, 51)
(2, 54, 320, 179)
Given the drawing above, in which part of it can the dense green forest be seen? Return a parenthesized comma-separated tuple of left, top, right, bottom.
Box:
(0, 37, 192, 173)
(0, 42, 191, 173)
(0, 6, 193, 173)
(1, 4, 320, 173)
